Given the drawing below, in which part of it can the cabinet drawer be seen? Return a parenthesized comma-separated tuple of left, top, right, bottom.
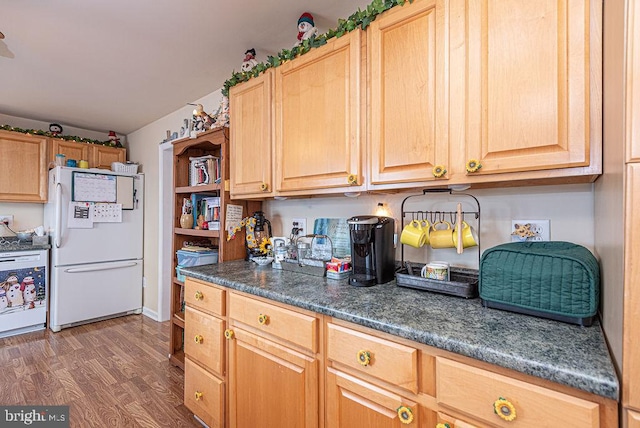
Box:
(228, 293, 317, 352)
(185, 357, 224, 428)
(326, 323, 418, 393)
(184, 306, 225, 375)
(185, 278, 225, 316)
(436, 358, 599, 428)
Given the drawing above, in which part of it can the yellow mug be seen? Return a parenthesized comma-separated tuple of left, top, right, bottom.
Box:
(453, 221, 478, 249)
(400, 220, 427, 248)
(429, 221, 455, 249)
(78, 160, 89, 169)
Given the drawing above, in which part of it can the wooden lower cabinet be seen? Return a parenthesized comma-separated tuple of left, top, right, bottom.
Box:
(326, 367, 423, 428)
(184, 286, 617, 428)
(227, 327, 319, 428)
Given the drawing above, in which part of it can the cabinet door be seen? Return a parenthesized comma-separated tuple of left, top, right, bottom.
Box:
(625, 164, 640, 409)
(461, 0, 592, 175)
(227, 327, 318, 428)
(49, 139, 90, 167)
(91, 145, 125, 169)
(326, 367, 421, 428)
(0, 131, 48, 202)
(229, 70, 274, 198)
(368, 0, 449, 186)
(275, 30, 363, 194)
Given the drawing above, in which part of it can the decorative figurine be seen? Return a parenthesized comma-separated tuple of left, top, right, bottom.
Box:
(294, 12, 318, 47)
(49, 123, 63, 137)
(213, 96, 230, 128)
(108, 131, 122, 148)
(241, 48, 258, 73)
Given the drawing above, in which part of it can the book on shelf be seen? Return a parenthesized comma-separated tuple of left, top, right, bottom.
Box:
(190, 194, 222, 229)
(189, 155, 221, 186)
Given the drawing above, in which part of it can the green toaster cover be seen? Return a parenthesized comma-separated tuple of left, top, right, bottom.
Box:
(479, 241, 600, 325)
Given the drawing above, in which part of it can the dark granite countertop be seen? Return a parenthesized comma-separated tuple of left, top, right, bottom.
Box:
(0, 237, 50, 253)
(181, 260, 619, 401)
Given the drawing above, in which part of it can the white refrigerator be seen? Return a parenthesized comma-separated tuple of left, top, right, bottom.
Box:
(44, 166, 144, 332)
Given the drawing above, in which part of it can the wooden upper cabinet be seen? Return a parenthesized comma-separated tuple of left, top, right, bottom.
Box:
(368, 0, 449, 186)
(0, 130, 48, 203)
(49, 139, 125, 169)
(460, 0, 594, 176)
(91, 145, 125, 169)
(275, 30, 364, 194)
(229, 69, 274, 198)
(627, 0, 640, 163)
(49, 139, 90, 167)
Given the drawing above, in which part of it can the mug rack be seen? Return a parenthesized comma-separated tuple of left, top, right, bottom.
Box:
(396, 189, 481, 298)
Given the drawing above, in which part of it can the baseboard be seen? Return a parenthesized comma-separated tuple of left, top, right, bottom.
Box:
(142, 307, 159, 321)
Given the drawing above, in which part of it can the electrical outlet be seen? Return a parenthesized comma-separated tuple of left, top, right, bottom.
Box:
(292, 218, 307, 236)
(511, 219, 550, 242)
(0, 215, 13, 228)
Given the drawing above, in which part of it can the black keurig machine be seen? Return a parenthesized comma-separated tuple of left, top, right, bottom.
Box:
(347, 216, 395, 287)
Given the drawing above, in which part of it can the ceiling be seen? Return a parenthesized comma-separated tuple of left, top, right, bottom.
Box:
(0, 0, 370, 135)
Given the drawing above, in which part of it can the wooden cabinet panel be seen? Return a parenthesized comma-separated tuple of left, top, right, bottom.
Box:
(229, 70, 274, 198)
(368, 0, 449, 186)
(275, 29, 363, 194)
(437, 412, 480, 428)
(326, 367, 422, 428)
(627, 0, 640, 163)
(91, 145, 125, 169)
(0, 130, 48, 202)
(229, 292, 317, 352)
(49, 139, 90, 166)
(628, 409, 640, 428)
(228, 327, 318, 428)
(184, 278, 225, 317)
(436, 357, 599, 428)
(624, 164, 640, 410)
(461, 0, 592, 175)
(184, 307, 225, 376)
(326, 322, 418, 393)
(185, 357, 224, 428)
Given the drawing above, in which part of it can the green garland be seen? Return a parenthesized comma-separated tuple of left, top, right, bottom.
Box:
(222, 0, 412, 97)
(0, 124, 116, 146)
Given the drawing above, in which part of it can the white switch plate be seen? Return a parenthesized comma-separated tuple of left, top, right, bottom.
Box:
(511, 219, 550, 242)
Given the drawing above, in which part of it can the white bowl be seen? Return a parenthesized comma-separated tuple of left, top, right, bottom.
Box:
(253, 256, 274, 266)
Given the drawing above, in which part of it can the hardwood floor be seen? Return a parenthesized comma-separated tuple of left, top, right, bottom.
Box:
(0, 315, 202, 427)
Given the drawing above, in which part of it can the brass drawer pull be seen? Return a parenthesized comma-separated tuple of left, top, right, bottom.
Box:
(194, 291, 204, 301)
(194, 391, 203, 401)
(194, 334, 204, 344)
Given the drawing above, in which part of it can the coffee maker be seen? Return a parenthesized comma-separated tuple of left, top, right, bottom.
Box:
(347, 216, 395, 287)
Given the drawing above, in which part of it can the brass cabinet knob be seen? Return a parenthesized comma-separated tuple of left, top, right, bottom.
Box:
(396, 406, 414, 424)
(224, 329, 234, 340)
(258, 314, 269, 325)
(347, 174, 359, 185)
(260, 182, 269, 191)
(194, 291, 204, 301)
(493, 397, 516, 422)
(356, 350, 371, 366)
(194, 334, 204, 344)
(194, 391, 203, 401)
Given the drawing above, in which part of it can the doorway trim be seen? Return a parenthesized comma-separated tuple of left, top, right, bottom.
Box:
(157, 141, 173, 321)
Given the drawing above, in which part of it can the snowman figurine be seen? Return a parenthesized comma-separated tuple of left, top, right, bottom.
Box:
(5, 276, 23, 307)
(241, 48, 258, 73)
(294, 12, 319, 47)
(108, 131, 123, 148)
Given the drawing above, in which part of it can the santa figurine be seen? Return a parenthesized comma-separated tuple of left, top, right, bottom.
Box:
(294, 12, 319, 47)
(241, 48, 258, 73)
(108, 131, 123, 148)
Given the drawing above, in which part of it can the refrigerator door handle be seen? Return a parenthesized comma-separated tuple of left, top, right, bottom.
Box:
(64, 261, 139, 273)
(55, 182, 62, 249)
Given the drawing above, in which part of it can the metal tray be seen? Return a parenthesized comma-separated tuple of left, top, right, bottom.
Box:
(396, 262, 479, 299)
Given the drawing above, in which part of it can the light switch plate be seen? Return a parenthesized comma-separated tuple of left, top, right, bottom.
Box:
(511, 219, 550, 242)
